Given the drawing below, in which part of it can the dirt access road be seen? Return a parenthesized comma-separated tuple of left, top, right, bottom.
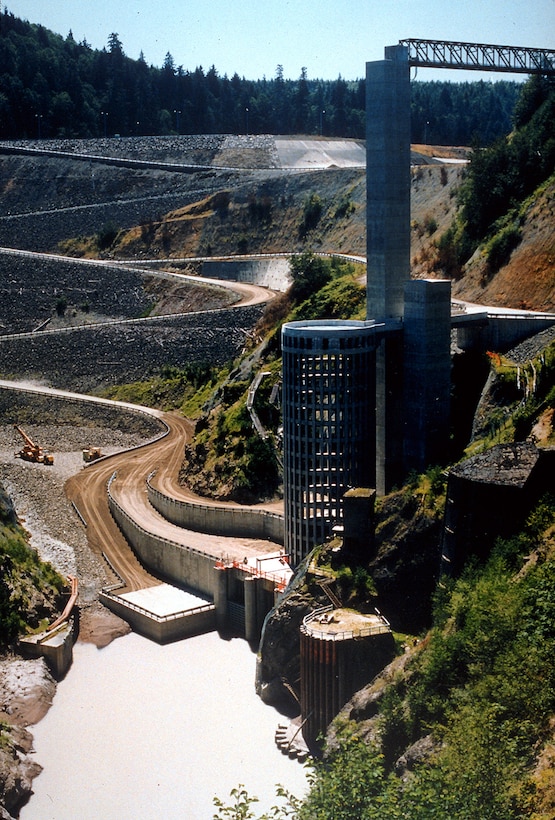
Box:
(65, 409, 284, 594)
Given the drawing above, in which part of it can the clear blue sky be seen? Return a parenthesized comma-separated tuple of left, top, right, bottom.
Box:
(4, 0, 555, 80)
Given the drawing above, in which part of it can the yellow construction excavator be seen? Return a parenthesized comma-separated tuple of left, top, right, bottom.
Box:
(82, 446, 102, 462)
(14, 425, 54, 465)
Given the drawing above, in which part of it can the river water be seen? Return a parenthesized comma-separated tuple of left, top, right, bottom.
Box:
(20, 632, 309, 820)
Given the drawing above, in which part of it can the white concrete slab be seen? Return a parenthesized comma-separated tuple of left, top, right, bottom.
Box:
(246, 552, 293, 587)
(275, 138, 366, 168)
(118, 584, 210, 617)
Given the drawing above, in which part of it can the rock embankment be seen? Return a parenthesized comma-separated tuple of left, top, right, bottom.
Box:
(0, 253, 153, 336)
(0, 304, 263, 392)
(0, 135, 279, 252)
(0, 248, 239, 335)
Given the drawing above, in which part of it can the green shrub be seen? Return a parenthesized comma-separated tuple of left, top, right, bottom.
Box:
(485, 223, 522, 272)
(289, 251, 332, 303)
(96, 222, 119, 249)
(334, 195, 355, 219)
(300, 193, 323, 236)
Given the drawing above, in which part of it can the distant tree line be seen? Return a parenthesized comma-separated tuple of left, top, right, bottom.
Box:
(0, 9, 521, 143)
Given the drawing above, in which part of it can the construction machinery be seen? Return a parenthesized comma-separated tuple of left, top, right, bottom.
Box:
(14, 425, 54, 465)
(83, 446, 102, 462)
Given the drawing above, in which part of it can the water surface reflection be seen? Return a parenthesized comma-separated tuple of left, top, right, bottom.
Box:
(21, 632, 308, 819)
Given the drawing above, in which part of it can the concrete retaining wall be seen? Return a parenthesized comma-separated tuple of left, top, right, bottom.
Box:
(202, 258, 290, 291)
(99, 591, 216, 643)
(108, 480, 217, 599)
(147, 476, 284, 545)
(456, 316, 555, 353)
(19, 618, 77, 679)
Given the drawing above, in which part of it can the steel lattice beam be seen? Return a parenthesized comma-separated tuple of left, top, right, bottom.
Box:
(399, 39, 555, 75)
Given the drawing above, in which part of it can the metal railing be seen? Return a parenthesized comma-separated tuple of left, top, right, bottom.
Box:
(302, 605, 391, 641)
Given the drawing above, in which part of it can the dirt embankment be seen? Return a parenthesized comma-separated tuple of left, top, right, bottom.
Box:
(452, 177, 555, 312)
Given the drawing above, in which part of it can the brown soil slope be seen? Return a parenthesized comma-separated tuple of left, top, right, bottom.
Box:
(452, 178, 555, 311)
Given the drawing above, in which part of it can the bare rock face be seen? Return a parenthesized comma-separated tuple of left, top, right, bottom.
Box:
(0, 724, 42, 819)
(394, 733, 436, 777)
(0, 658, 56, 818)
(256, 560, 326, 709)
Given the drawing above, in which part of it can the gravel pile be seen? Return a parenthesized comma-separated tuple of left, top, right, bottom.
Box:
(0, 390, 164, 593)
(505, 324, 555, 363)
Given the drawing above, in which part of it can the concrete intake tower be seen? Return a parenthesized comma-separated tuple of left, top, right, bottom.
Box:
(282, 45, 452, 563)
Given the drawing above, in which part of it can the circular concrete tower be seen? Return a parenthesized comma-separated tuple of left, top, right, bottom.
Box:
(300, 607, 394, 752)
(281, 319, 380, 566)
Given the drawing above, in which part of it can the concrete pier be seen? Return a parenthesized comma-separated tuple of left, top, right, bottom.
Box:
(299, 608, 395, 752)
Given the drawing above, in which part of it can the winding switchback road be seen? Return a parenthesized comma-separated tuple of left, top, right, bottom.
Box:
(65, 409, 284, 593)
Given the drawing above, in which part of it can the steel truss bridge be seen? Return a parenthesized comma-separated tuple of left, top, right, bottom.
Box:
(399, 39, 555, 75)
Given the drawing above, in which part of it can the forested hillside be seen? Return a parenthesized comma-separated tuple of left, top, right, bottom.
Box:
(0, 9, 519, 141)
(428, 74, 555, 309)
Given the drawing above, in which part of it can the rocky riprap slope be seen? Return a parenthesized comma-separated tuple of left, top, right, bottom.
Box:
(0, 135, 277, 252)
(0, 254, 154, 336)
(0, 304, 263, 392)
(2, 134, 281, 170)
(0, 250, 239, 337)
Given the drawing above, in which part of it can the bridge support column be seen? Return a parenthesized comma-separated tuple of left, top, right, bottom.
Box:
(244, 576, 258, 643)
(213, 565, 229, 633)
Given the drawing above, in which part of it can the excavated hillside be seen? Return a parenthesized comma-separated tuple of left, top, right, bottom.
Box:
(451, 177, 555, 311)
(1, 136, 553, 312)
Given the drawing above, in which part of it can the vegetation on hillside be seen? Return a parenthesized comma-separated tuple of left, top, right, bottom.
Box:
(435, 75, 555, 280)
(101, 362, 218, 414)
(177, 253, 365, 502)
(469, 339, 555, 453)
(0, 485, 65, 647)
(214, 494, 555, 819)
(0, 10, 520, 141)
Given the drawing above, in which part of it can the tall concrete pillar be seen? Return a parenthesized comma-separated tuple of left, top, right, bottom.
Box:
(366, 45, 411, 494)
(213, 565, 229, 633)
(244, 576, 257, 643)
(375, 330, 405, 494)
(366, 44, 411, 322)
(403, 279, 452, 473)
